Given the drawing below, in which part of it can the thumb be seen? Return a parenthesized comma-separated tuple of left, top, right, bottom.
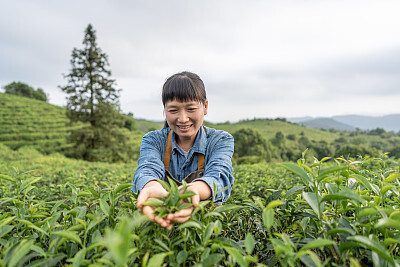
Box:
(191, 193, 200, 208)
(136, 190, 150, 208)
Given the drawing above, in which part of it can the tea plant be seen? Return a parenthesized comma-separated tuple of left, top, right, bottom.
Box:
(1, 144, 400, 266)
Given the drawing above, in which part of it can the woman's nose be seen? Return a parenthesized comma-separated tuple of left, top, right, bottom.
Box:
(178, 111, 189, 122)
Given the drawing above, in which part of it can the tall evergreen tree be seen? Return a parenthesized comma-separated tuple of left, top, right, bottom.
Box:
(60, 24, 132, 162)
(60, 24, 120, 125)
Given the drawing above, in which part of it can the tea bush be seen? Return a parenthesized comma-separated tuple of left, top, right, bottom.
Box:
(1, 144, 400, 266)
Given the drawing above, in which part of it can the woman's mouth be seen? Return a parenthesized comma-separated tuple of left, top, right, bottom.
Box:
(177, 125, 192, 129)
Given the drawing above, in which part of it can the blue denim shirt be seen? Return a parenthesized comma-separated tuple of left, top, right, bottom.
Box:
(132, 126, 234, 202)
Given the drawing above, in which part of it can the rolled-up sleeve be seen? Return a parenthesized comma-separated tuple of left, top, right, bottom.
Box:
(132, 132, 165, 193)
(195, 132, 234, 203)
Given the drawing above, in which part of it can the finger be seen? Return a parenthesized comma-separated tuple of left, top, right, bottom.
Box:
(167, 207, 193, 220)
(141, 206, 156, 221)
(171, 215, 191, 224)
(136, 190, 150, 208)
(191, 194, 200, 207)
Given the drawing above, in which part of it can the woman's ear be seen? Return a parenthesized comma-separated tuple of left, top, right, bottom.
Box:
(204, 100, 208, 116)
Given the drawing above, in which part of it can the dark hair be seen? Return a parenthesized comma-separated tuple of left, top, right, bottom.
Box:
(162, 71, 207, 128)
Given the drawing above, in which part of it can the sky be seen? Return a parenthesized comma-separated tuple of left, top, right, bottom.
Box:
(1, 0, 400, 123)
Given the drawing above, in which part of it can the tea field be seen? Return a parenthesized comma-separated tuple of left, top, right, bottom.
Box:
(1, 143, 400, 266)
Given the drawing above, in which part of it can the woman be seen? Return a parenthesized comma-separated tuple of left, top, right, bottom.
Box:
(132, 71, 234, 230)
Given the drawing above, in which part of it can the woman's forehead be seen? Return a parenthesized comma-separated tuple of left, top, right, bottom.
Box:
(165, 99, 203, 107)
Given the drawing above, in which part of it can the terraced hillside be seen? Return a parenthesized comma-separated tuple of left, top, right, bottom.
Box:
(0, 93, 81, 153)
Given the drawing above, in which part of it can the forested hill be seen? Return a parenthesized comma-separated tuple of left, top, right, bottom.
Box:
(2, 93, 400, 161)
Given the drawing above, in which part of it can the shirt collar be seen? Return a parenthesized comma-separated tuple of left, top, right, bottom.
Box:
(171, 126, 207, 155)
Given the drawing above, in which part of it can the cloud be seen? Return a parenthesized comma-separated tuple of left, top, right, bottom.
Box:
(1, 0, 400, 122)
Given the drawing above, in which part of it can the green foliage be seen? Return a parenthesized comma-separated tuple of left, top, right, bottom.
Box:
(233, 128, 272, 162)
(1, 145, 400, 265)
(59, 24, 134, 163)
(335, 144, 380, 158)
(3, 81, 47, 102)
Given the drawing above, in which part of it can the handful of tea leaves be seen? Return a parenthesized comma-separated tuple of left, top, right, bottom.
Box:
(141, 178, 196, 218)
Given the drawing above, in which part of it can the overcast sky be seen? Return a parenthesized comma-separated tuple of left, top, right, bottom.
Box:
(1, 0, 399, 123)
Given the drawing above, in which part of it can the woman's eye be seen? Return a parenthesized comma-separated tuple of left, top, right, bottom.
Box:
(168, 110, 178, 113)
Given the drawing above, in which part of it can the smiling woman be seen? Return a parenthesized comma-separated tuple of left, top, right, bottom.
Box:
(132, 71, 234, 230)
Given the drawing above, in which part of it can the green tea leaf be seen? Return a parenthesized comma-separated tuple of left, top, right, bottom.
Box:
(321, 190, 366, 204)
(7, 239, 34, 267)
(299, 238, 335, 251)
(53, 230, 83, 246)
(72, 247, 87, 267)
(245, 233, 255, 255)
(224, 247, 246, 267)
(0, 174, 15, 182)
(179, 191, 196, 200)
(266, 200, 284, 210)
(147, 252, 172, 267)
(348, 236, 394, 264)
(285, 186, 305, 198)
(18, 219, 49, 236)
(281, 163, 313, 184)
(303, 192, 321, 217)
(351, 174, 372, 191)
(142, 198, 165, 207)
(385, 173, 400, 183)
(178, 220, 203, 230)
(114, 183, 132, 194)
(262, 208, 274, 230)
(99, 198, 110, 217)
(375, 218, 400, 230)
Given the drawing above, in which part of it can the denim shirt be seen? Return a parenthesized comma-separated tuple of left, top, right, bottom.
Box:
(132, 126, 234, 203)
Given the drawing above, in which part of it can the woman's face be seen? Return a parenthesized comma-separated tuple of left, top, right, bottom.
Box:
(164, 99, 208, 144)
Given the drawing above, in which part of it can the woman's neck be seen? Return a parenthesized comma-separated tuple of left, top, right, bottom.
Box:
(176, 137, 195, 152)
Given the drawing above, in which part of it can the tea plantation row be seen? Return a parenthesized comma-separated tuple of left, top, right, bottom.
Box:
(1, 144, 400, 266)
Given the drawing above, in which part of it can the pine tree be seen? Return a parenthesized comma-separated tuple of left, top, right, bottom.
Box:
(60, 24, 132, 162)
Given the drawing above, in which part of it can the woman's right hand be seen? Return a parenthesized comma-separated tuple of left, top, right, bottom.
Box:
(136, 180, 173, 229)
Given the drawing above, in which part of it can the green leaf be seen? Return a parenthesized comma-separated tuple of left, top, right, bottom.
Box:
(18, 219, 49, 236)
(114, 183, 132, 194)
(157, 179, 171, 191)
(178, 220, 203, 230)
(7, 239, 34, 267)
(358, 207, 377, 219)
(20, 177, 42, 192)
(281, 163, 313, 184)
(350, 174, 372, 191)
(214, 204, 241, 213)
(381, 185, 394, 196)
(327, 227, 356, 236)
(141, 198, 165, 207)
(224, 247, 247, 267)
(179, 191, 196, 200)
(53, 230, 83, 246)
(375, 218, 400, 230)
(318, 166, 348, 181)
(385, 173, 400, 183)
(303, 192, 321, 217)
(147, 252, 172, 267)
(347, 236, 394, 264)
(202, 254, 224, 267)
(99, 198, 110, 217)
(0, 174, 15, 182)
(321, 190, 366, 204)
(285, 186, 305, 198)
(245, 233, 255, 255)
(266, 200, 284, 210)
(262, 208, 274, 230)
(0, 225, 14, 238)
(72, 248, 87, 267)
(203, 223, 214, 246)
(299, 238, 335, 251)
(176, 250, 188, 265)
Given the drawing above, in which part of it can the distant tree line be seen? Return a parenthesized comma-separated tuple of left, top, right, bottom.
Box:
(233, 126, 400, 164)
(2, 82, 47, 102)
